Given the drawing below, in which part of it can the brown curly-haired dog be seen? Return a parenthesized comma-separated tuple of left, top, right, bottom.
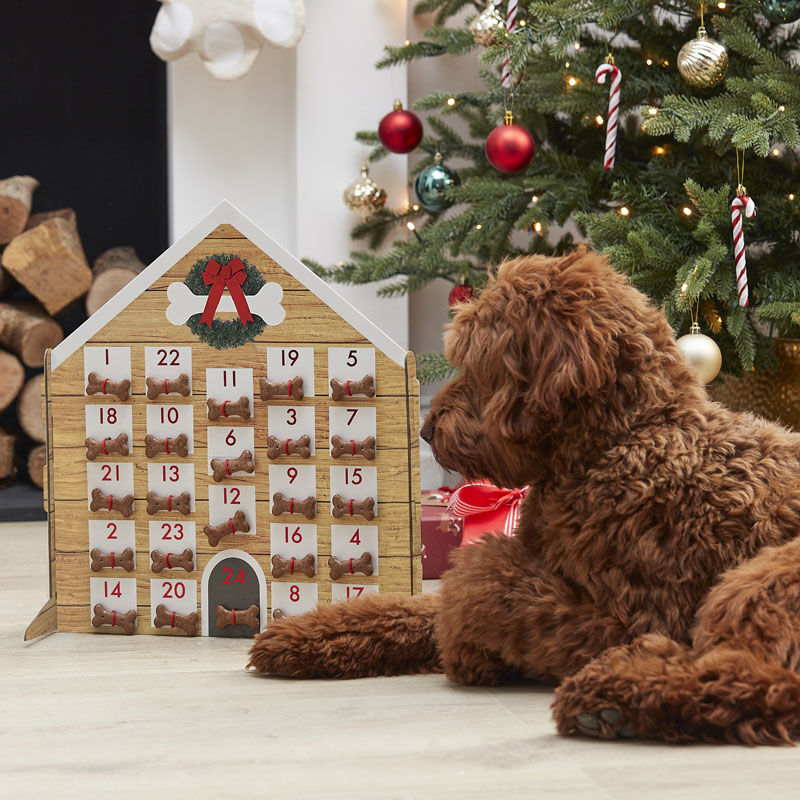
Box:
(249, 250, 800, 745)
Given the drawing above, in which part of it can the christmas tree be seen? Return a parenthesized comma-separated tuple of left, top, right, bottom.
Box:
(310, 0, 800, 383)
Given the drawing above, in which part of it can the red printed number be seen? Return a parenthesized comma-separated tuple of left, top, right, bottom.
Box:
(286, 467, 298, 484)
(100, 465, 120, 482)
(349, 529, 361, 545)
(223, 487, 240, 504)
(284, 526, 302, 544)
(160, 406, 179, 424)
(157, 348, 180, 366)
(162, 465, 180, 482)
(104, 581, 121, 598)
(225, 429, 236, 446)
(106, 523, 118, 540)
(162, 581, 186, 599)
(289, 585, 300, 602)
(222, 567, 245, 585)
(344, 467, 362, 485)
(99, 407, 117, 425)
(161, 522, 184, 540)
(346, 586, 365, 598)
(281, 349, 299, 366)
(222, 370, 236, 387)
(286, 408, 297, 425)
(346, 350, 358, 367)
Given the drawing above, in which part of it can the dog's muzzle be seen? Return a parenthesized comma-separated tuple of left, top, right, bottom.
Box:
(420, 415, 434, 443)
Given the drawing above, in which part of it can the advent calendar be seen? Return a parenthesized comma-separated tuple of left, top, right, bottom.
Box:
(26, 201, 421, 640)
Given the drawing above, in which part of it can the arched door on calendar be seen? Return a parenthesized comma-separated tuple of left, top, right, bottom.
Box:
(202, 550, 266, 637)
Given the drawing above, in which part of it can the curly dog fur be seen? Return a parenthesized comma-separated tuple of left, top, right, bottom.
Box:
(249, 250, 800, 745)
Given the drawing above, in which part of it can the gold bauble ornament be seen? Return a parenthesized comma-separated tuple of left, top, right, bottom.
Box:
(677, 25, 729, 89)
(676, 323, 722, 383)
(343, 163, 387, 216)
(469, 1, 504, 46)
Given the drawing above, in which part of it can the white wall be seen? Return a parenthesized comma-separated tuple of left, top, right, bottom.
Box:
(168, 0, 410, 347)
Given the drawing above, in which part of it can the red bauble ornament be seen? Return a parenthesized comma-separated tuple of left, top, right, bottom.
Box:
(485, 111, 535, 174)
(449, 283, 475, 307)
(378, 100, 423, 154)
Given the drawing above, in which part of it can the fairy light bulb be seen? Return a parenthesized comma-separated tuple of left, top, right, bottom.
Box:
(446, 97, 456, 107)
(619, 206, 630, 217)
(567, 76, 578, 87)
(682, 206, 693, 216)
(595, 114, 604, 125)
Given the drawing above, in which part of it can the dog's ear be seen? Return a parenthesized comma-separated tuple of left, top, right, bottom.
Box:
(446, 253, 618, 440)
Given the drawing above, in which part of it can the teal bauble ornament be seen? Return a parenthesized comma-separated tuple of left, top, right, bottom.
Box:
(760, 0, 800, 23)
(414, 153, 460, 213)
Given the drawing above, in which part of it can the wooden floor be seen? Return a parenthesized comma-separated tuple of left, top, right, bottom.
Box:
(3, 523, 799, 798)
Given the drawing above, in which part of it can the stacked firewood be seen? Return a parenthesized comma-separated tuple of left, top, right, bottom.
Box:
(0, 175, 145, 487)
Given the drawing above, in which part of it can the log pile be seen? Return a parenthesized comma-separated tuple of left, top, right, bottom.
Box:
(0, 174, 146, 490)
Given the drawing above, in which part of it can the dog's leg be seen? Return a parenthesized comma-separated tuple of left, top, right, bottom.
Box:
(553, 538, 800, 745)
(436, 534, 628, 686)
(247, 593, 441, 678)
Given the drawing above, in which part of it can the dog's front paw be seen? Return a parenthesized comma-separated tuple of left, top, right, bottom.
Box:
(571, 708, 637, 740)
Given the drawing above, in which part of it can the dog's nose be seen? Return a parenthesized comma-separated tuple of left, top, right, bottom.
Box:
(420, 415, 435, 443)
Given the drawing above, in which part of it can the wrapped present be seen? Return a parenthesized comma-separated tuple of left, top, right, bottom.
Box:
(421, 486, 463, 579)
(447, 481, 527, 545)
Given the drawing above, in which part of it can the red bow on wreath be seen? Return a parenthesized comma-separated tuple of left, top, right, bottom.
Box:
(199, 257, 254, 327)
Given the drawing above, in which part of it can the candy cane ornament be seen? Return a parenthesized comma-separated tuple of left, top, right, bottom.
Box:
(595, 59, 622, 170)
(731, 190, 756, 307)
(501, 0, 518, 88)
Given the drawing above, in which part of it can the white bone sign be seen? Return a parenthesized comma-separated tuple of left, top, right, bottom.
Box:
(165, 281, 286, 327)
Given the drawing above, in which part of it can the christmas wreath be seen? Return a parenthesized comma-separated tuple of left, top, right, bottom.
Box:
(184, 253, 266, 349)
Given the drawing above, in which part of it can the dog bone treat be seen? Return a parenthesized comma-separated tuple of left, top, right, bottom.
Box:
(210, 449, 255, 482)
(330, 434, 376, 461)
(150, 548, 194, 573)
(330, 374, 375, 401)
(90, 547, 135, 572)
(90, 488, 134, 518)
(146, 491, 191, 516)
(271, 492, 316, 520)
(154, 603, 198, 636)
(216, 604, 260, 631)
(92, 603, 136, 635)
(144, 433, 190, 458)
(272, 609, 286, 620)
(85, 433, 129, 461)
(86, 371, 131, 402)
(207, 395, 250, 421)
(331, 494, 375, 521)
(145, 373, 190, 400)
(267, 434, 311, 459)
(259, 375, 304, 401)
(271, 553, 316, 578)
(204, 510, 250, 547)
(328, 551, 374, 580)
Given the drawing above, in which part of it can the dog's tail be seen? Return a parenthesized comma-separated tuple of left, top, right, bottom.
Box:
(247, 593, 441, 678)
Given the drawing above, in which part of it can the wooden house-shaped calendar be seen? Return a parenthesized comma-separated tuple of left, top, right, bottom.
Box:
(26, 200, 421, 640)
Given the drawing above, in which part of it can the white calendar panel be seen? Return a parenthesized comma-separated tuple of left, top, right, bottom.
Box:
(85, 404, 133, 446)
(208, 485, 257, 535)
(206, 368, 253, 409)
(330, 466, 378, 517)
(150, 578, 198, 624)
(268, 465, 316, 500)
(90, 577, 137, 614)
(146, 404, 194, 452)
(327, 347, 376, 396)
(270, 523, 318, 561)
(267, 406, 316, 455)
(86, 463, 134, 509)
(329, 406, 377, 443)
(84, 347, 131, 388)
(266, 346, 315, 396)
(148, 520, 197, 556)
(147, 463, 196, 512)
(207, 427, 255, 474)
(331, 584, 379, 602)
(144, 346, 193, 391)
(271, 581, 318, 617)
(88, 520, 136, 566)
(331, 525, 379, 576)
